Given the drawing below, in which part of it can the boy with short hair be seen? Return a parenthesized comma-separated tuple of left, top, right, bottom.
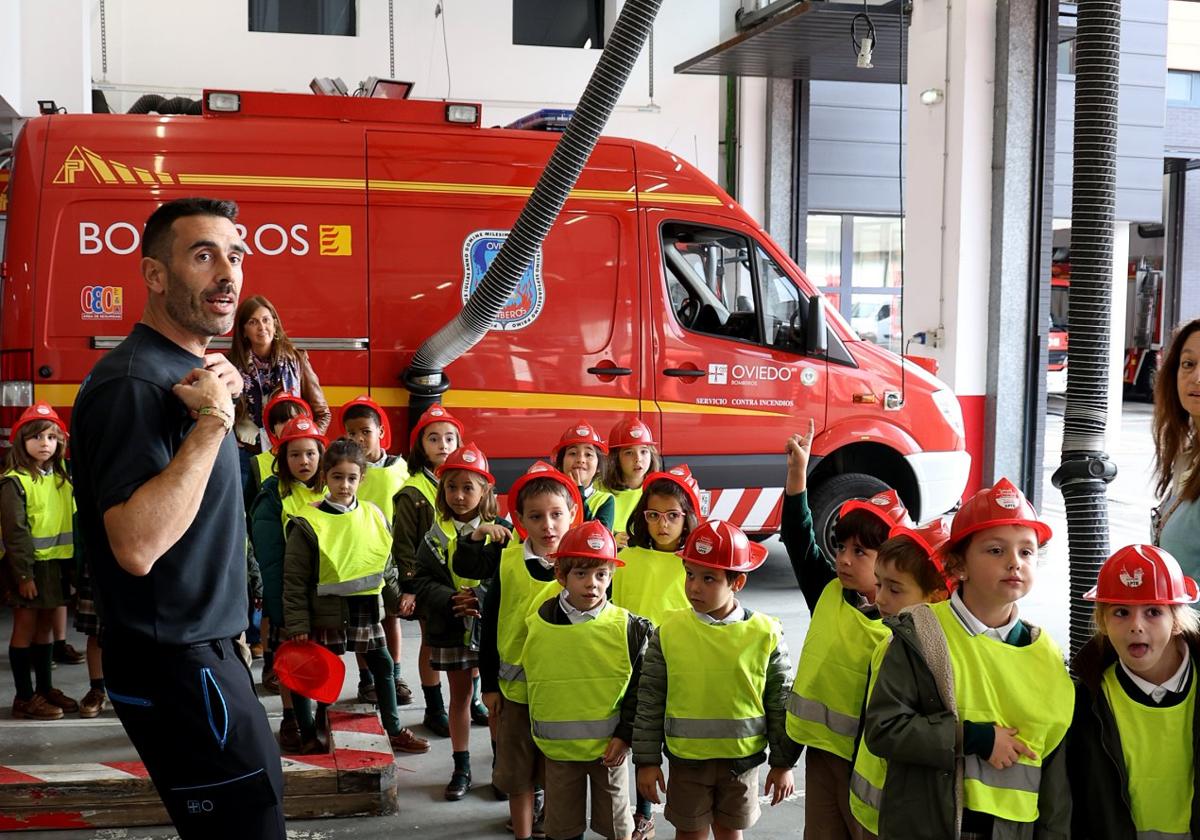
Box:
(633, 520, 797, 840)
(454, 461, 583, 840)
(523, 521, 653, 840)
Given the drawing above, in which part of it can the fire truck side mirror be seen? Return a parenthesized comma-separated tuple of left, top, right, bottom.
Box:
(806, 295, 828, 357)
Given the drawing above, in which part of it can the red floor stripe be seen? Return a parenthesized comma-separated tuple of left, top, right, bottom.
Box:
(101, 761, 150, 778)
(0, 766, 45, 785)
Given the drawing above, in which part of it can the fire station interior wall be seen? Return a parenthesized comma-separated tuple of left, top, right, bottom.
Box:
(1168, 0, 1200, 72)
(1053, 0, 1167, 224)
(0, 0, 92, 119)
(807, 80, 905, 215)
(86, 0, 720, 179)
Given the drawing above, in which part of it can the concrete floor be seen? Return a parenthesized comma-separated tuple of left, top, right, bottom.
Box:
(3, 401, 1157, 838)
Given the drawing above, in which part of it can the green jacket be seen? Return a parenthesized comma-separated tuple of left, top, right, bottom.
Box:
(631, 606, 799, 774)
(248, 476, 286, 626)
(863, 607, 1071, 840)
(392, 484, 434, 598)
(409, 518, 509, 649)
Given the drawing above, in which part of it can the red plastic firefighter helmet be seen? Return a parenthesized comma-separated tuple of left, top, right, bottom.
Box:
(274, 415, 328, 454)
(10, 402, 68, 443)
(608, 417, 658, 450)
(549, 520, 624, 566)
(408, 404, 465, 454)
(679, 519, 767, 573)
(889, 516, 955, 591)
(552, 420, 609, 457)
(642, 464, 703, 516)
(950, 478, 1052, 546)
(273, 640, 345, 705)
(838, 489, 914, 532)
(435, 442, 495, 484)
(1084, 544, 1200, 605)
(263, 393, 312, 447)
(507, 461, 585, 539)
(338, 395, 392, 451)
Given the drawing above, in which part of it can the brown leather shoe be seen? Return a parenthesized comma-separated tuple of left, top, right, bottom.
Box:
(262, 668, 280, 695)
(389, 727, 430, 754)
(12, 694, 64, 720)
(39, 688, 79, 713)
(53, 643, 86, 665)
(394, 677, 413, 706)
(299, 735, 326, 755)
(78, 687, 107, 718)
(278, 718, 303, 754)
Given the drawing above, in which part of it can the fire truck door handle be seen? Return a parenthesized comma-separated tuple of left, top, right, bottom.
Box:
(587, 366, 633, 376)
(663, 368, 704, 378)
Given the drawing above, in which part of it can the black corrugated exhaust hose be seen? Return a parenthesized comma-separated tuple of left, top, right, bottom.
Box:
(404, 0, 664, 406)
(1051, 0, 1121, 661)
(126, 95, 202, 115)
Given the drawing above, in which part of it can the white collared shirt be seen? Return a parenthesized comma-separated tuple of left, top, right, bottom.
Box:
(558, 590, 607, 624)
(1120, 638, 1192, 704)
(694, 602, 746, 626)
(524, 540, 554, 571)
(949, 590, 1021, 643)
(455, 516, 482, 537)
(323, 495, 358, 513)
(367, 452, 387, 468)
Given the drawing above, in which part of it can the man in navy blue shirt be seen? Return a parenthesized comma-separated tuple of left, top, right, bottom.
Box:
(72, 197, 286, 839)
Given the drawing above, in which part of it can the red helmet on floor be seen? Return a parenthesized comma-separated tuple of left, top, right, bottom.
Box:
(435, 442, 494, 485)
(679, 520, 767, 573)
(839, 489, 913, 532)
(642, 465, 703, 516)
(274, 415, 328, 454)
(608, 418, 657, 450)
(1084, 544, 1200, 605)
(507, 461, 584, 539)
(10, 402, 68, 443)
(338, 395, 392, 451)
(549, 521, 623, 566)
(890, 516, 955, 591)
(262, 393, 312, 447)
(274, 640, 345, 705)
(950, 478, 1052, 546)
(552, 421, 609, 457)
(408, 404, 465, 454)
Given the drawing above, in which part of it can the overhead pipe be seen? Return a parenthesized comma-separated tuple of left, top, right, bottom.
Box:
(403, 0, 664, 417)
(1051, 0, 1121, 660)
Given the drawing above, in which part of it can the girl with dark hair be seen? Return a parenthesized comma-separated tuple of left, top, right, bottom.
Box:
(1152, 317, 1200, 577)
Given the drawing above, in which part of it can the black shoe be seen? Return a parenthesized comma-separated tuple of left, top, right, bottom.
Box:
(492, 783, 509, 801)
(357, 682, 377, 704)
(422, 709, 451, 738)
(443, 769, 472, 801)
(470, 699, 489, 726)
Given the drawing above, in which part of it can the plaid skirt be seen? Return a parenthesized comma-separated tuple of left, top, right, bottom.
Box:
(430, 644, 478, 672)
(311, 593, 386, 654)
(73, 560, 100, 636)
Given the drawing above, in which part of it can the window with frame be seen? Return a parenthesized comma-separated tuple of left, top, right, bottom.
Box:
(249, 0, 356, 36)
(513, 0, 604, 48)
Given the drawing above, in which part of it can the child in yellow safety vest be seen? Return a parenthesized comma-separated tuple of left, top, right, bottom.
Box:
(338, 396, 411, 710)
(523, 521, 654, 840)
(2, 403, 78, 721)
(1068, 544, 1200, 839)
(393, 403, 466, 734)
(848, 517, 953, 839)
(781, 421, 913, 838)
(410, 442, 509, 802)
(633, 520, 798, 840)
(245, 392, 311, 510)
(863, 479, 1073, 840)
(281, 438, 429, 756)
(248, 414, 327, 753)
(454, 461, 583, 840)
(553, 420, 615, 532)
(598, 417, 663, 542)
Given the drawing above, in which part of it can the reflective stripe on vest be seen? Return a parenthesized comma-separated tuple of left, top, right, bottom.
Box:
(295, 502, 391, 598)
(280, 483, 324, 528)
(1102, 661, 1195, 838)
(5, 471, 74, 562)
(933, 600, 1074, 823)
(359, 458, 410, 524)
(496, 540, 562, 703)
(787, 579, 888, 760)
(613, 545, 690, 626)
(524, 603, 632, 761)
(659, 608, 781, 760)
(849, 637, 892, 835)
(608, 486, 642, 535)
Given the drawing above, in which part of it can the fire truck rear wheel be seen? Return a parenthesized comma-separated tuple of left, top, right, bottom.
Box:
(808, 472, 892, 562)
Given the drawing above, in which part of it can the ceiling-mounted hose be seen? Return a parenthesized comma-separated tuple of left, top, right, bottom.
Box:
(126, 94, 202, 115)
(404, 0, 664, 401)
(1051, 0, 1121, 660)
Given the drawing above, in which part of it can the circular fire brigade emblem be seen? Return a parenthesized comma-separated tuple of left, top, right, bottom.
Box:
(800, 368, 818, 387)
(870, 495, 890, 506)
(587, 536, 606, 551)
(629, 428, 644, 439)
(994, 488, 1021, 510)
(36, 405, 51, 415)
(575, 426, 590, 437)
(462, 230, 545, 332)
(296, 420, 312, 431)
(462, 451, 477, 463)
(694, 538, 714, 555)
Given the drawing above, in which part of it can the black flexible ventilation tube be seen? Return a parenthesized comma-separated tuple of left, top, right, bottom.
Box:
(404, 0, 663, 406)
(1052, 0, 1121, 660)
(127, 95, 203, 115)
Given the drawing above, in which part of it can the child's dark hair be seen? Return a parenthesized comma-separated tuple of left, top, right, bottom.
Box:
(557, 554, 617, 576)
(833, 509, 891, 552)
(275, 437, 326, 497)
(406, 419, 454, 475)
(601, 444, 663, 491)
(4, 421, 69, 486)
(627, 478, 699, 549)
(875, 535, 949, 596)
(515, 477, 576, 515)
(343, 403, 383, 430)
(266, 399, 305, 433)
(554, 444, 605, 487)
(435, 468, 500, 522)
(324, 438, 367, 475)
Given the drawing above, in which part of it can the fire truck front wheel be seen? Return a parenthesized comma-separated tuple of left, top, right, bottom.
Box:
(808, 472, 891, 561)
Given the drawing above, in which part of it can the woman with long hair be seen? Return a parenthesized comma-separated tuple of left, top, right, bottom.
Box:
(1152, 317, 1200, 576)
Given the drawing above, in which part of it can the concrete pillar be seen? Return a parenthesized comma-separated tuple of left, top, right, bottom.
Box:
(1178, 169, 1200, 322)
(737, 76, 768, 226)
(764, 76, 797, 260)
(17, 0, 91, 116)
(1107, 221, 1131, 452)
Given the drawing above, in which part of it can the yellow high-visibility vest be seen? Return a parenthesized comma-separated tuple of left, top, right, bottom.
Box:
(359, 458, 410, 523)
(613, 545, 689, 626)
(295, 501, 391, 597)
(4, 470, 74, 562)
(495, 540, 561, 703)
(608, 486, 642, 535)
(659, 607, 781, 760)
(850, 637, 892, 835)
(253, 450, 274, 486)
(524, 603, 632, 761)
(787, 579, 889, 760)
(1102, 661, 1195, 839)
(280, 482, 324, 527)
